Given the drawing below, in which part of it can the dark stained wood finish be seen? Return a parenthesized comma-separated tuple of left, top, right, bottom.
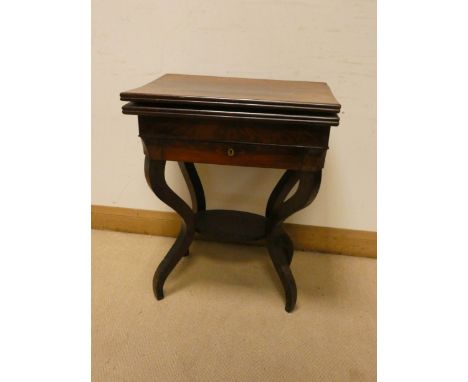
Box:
(142, 138, 327, 171)
(178, 162, 205, 213)
(144, 158, 195, 300)
(138, 115, 331, 146)
(121, 74, 341, 312)
(265, 170, 322, 312)
(137, 112, 330, 171)
(123, 102, 339, 125)
(121, 73, 341, 113)
(195, 210, 266, 243)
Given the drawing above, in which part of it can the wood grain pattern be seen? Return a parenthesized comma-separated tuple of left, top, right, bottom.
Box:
(120, 73, 341, 112)
(138, 115, 331, 146)
(120, 74, 343, 311)
(91, 205, 377, 259)
(123, 74, 338, 173)
(142, 138, 327, 171)
(137, 112, 331, 171)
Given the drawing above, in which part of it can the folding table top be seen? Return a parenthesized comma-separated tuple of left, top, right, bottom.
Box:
(121, 74, 341, 125)
(122, 73, 340, 110)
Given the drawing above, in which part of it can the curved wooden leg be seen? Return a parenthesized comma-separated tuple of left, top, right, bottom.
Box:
(281, 227, 294, 265)
(178, 162, 205, 257)
(178, 162, 206, 213)
(267, 227, 297, 312)
(144, 157, 195, 300)
(266, 170, 322, 312)
(266, 170, 299, 219)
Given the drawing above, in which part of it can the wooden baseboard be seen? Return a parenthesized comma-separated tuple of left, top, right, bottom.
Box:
(91, 205, 376, 258)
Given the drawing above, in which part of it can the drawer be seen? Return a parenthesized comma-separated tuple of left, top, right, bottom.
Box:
(141, 137, 327, 171)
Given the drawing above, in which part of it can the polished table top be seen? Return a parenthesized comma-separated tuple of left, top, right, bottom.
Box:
(121, 73, 341, 112)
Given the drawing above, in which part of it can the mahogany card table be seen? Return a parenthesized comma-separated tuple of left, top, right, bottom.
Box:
(121, 74, 340, 312)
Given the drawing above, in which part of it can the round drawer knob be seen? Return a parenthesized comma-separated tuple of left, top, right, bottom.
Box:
(227, 148, 235, 157)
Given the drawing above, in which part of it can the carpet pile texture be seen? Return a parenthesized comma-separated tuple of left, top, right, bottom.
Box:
(92, 229, 376, 381)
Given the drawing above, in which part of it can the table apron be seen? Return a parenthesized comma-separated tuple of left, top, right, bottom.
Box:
(141, 137, 327, 171)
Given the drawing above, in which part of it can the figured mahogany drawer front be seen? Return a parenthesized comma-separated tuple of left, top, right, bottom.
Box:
(138, 115, 331, 149)
(141, 137, 327, 171)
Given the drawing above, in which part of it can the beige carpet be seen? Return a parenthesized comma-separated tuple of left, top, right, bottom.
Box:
(92, 230, 376, 382)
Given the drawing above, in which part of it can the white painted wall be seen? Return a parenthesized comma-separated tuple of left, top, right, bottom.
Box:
(92, 0, 376, 231)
